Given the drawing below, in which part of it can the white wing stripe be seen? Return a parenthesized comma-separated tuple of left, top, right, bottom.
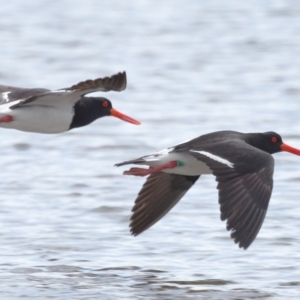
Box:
(2, 92, 11, 102)
(190, 150, 234, 168)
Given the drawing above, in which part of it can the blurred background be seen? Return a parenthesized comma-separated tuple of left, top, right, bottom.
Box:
(1, 0, 300, 299)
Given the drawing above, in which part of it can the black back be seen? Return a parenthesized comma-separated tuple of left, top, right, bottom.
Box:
(174, 130, 283, 155)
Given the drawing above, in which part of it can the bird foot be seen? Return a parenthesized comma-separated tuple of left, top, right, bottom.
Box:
(123, 167, 152, 176)
(0, 115, 13, 123)
(123, 160, 179, 176)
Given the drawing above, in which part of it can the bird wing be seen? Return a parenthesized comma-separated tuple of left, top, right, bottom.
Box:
(130, 172, 200, 235)
(60, 71, 127, 95)
(188, 140, 274, 249)
(0, 87, 49, 106)
(8, 71, 127, 109)
(0, 84, 36, 93)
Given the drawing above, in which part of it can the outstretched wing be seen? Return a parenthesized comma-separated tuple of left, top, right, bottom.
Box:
(8, 71, 127, 109)
(130, 172, 200, 235)
(61, 71, 127, 95)
(188, 140, 274, 249)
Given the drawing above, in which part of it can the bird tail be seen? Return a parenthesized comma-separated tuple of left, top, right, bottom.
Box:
(115, 158, 145, 167)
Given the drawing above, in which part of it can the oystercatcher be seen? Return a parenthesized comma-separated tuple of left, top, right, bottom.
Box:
(0, 71, 140, 133)
(116, 130, 300, 249)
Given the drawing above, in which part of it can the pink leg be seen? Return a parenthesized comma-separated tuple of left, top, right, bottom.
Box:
(123, 161, 178, 176)
(0, 115, 13, 123)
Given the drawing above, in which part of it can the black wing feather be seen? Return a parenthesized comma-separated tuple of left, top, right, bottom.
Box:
(8, 72, 127, 109)
(130, 172, 200, 235)
(189, 141, 274, 249)
(62, 71, 127, 93)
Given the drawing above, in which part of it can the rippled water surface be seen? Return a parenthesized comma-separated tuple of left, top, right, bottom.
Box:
(1, 1, 300, 299)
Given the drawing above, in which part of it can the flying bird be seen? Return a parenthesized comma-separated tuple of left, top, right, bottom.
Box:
(0, 71, 140, 133)
(116, 130, 300, 249)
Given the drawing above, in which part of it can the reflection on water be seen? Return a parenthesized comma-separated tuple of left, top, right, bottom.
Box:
(1, 0, 300, 299)
(3, 265, 275, 299)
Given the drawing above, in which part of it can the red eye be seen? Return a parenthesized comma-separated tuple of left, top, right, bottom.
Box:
(271, 137, 278, 143)
(103, 101, 108, 107)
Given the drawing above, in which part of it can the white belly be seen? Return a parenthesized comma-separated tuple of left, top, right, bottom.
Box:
(0, 104, 73, 133)
(141, 149, 212, 176)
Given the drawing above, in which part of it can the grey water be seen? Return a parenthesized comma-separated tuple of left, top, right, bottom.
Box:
(1, 0, 300, 299)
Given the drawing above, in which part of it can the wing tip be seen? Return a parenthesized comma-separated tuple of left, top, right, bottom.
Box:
(130, 222, 144, 236)
(130, 229, 140, 237)
(233, 235, 251, 250)
(62, 71, 127, 92)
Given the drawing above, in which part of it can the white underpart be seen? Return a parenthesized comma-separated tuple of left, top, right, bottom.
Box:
(190, 150, 234, 168)
(2, 92, 11, 102)
(0, 91, 77, 133)
(139, 147, 212, 176)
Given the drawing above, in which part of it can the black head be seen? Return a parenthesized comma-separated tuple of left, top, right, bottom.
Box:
(69, 97, 140, 130)
(246, 131, 300, 155)
(91, 97, 113, 117)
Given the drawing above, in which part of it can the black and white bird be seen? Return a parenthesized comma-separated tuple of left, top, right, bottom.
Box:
(116, 130, 300, 249)
(0, 71, 140, 133)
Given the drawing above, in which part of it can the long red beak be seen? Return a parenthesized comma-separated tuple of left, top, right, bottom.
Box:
(110, 108, 141, 125)
(281, 143, 300, 156)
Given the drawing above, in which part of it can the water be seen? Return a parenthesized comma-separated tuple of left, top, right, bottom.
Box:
(1, 0, 300, 299)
